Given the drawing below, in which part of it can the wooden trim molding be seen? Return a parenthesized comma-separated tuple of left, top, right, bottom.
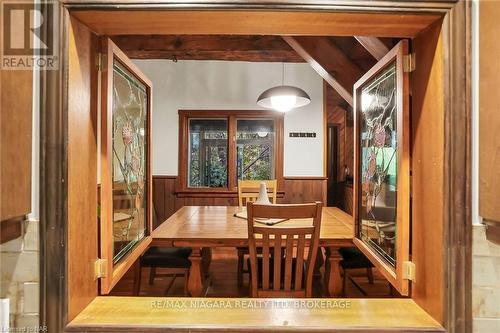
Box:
(442, 1, 472, 331)
(174, 190, 285, 198)
(69, 9, 444, 37)
(40, 3, 68, 331)
(283, 176, 327, 180)
(151, 175, 177, 180)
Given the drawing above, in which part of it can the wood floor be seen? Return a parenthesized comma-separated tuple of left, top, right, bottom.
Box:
(111, 247, 396, 298)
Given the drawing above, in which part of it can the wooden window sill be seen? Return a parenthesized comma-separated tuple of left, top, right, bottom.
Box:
(175, 189, 285, 198)
(67, 297, 444, 332)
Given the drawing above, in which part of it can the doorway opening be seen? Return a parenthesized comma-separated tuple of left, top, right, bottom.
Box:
(326, 124, 339, 207)
(41, 4, 471, 332)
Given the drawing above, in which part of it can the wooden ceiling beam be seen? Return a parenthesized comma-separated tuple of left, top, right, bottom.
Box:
(111, 35, 305, 62)
(354, 36, 390, 60)
(283, 36, 366, 107)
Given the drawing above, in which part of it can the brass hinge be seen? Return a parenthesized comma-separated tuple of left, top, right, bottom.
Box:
(403, 53, 416, 72)
(403, 261, 416, 281)
(94, 258, 108, 279)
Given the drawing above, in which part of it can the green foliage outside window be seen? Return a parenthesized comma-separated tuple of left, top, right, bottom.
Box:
(188, 118, 275, 187)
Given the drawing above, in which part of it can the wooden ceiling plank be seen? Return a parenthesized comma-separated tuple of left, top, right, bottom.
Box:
(111, 35, 304, 62)
(112, 35, 292, 52)
(121, 50, 304, 62)
(354, 36, 390, 60)
(283, 36, 353, 107)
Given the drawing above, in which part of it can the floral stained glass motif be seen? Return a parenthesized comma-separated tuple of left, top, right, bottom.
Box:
(112, 60, 148, 263)
(358, 63, 398, 267)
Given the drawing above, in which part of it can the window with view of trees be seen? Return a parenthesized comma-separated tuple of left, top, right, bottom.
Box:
(180, 110, 283, 191)
(237, 119, 275, 181)
(188, 119, 228, 187)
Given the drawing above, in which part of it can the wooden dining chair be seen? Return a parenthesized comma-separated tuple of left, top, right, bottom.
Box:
(237, 179, 277, 207)
(236, 179, 277, 287)
(338, 247, 374, 296)
(246, 202, 322, 298)
(134, 204, 192, 296)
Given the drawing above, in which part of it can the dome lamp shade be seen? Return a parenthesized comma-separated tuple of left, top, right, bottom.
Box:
(257, 85, 311, 112)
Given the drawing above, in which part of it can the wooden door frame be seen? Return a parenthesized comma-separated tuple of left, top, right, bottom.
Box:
(39, 1, 471, 332)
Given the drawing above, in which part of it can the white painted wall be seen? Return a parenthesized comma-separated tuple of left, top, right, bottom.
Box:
(133, 60, 324, 177)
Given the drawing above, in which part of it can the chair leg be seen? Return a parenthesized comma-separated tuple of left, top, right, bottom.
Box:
(237, 249, 244, 287)
(367, 267, 374, 284)
(149, 267, 156, 285)
(164, 274, 178, 295)
(183, 270, 189, 296)
(347, 273, 368, 296)
(133, 261, 142, 296)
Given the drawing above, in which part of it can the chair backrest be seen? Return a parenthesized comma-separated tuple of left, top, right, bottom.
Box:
(246, 202, 322, 298)
(238, 179, 277, 207)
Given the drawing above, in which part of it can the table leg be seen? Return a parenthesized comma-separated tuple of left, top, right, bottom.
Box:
(324, 246, 343, 297)
(201, 247, 212, 278)
(187, 247, 204, 297)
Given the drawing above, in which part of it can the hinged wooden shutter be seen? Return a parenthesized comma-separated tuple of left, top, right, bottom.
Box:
(99, 38, 153, 294)
(353, 40, 412, 296)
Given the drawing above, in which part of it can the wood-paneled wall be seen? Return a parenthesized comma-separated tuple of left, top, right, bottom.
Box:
(152, 176, 327, 227)
(282, 177, 327, 204)
(337, 183, 353, 215)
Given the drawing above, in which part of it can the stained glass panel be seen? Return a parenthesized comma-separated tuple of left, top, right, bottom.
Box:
(112, 60, 148, 263)
(358, 63, 398, 267)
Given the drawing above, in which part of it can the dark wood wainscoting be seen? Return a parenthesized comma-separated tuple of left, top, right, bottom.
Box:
(152, 175, 327, 228)
(336, 183, 354, 215)
(152, 176, 178, 227)
(282, 177, 327, 204)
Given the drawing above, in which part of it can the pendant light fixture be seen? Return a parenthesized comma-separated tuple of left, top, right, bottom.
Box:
(257, 63, 311, 112)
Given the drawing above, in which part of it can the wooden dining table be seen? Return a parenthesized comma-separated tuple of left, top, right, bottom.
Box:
(152, 206, 354, 297)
